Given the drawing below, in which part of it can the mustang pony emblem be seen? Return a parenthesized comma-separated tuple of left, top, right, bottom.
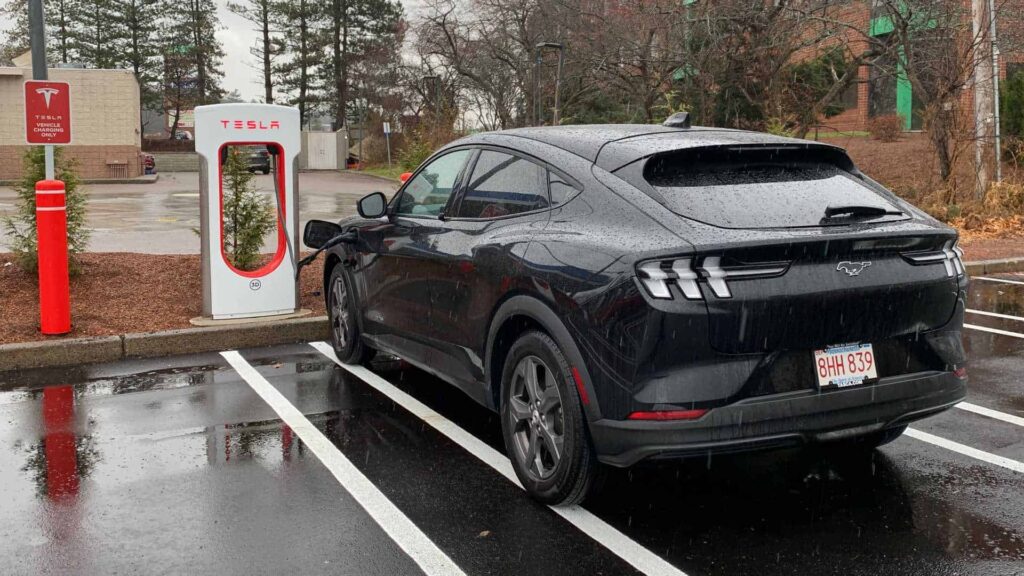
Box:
(837, 261, 872, 276)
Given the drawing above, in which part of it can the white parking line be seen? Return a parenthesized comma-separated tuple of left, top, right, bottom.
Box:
(964, 323, 1024, 339)
(905, 428, 1024, 474)
(220, 351, 468, 576)
(956, 402, 1024, 428)
(974, 276, 1024, 286)
(966, 309, 1024, 322)
(310, 342, 687, 576)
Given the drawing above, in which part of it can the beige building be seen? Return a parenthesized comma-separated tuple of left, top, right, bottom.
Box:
(0, 63, 142, 180)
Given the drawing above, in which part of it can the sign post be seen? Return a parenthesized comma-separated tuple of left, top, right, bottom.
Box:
(27, 0, 72, 334)
(383, 121, 392, 168)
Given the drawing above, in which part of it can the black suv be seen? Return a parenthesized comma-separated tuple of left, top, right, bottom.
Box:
(303, 120, 968, 505)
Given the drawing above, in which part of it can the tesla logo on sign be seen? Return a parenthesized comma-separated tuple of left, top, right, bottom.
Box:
(25, 80, 72, 145)
(837, 261, 872, 276)
(220, 120, 281, 130)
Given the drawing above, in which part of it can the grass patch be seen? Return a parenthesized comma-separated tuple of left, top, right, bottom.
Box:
(810, 130, 870, 139)
(360, 165, 405, 181)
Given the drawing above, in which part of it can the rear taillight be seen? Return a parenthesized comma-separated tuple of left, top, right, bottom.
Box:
(627, 409, 709, 421)
(901, 239, 965, 278)
(637, 257, 789, 300)
(953, 366, 967, 379)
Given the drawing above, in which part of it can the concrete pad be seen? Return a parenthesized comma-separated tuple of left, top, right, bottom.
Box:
(122, 315, 330, 359)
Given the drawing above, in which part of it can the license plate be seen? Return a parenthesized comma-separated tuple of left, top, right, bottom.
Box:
(813, 343, 878, 388)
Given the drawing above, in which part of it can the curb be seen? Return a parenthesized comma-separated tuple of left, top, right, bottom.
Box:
(964, 257, 1024, 275)
(0, 315, 330, 373)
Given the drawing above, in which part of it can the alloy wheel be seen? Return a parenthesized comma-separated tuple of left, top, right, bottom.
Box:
(330, 275, 350, 349)
(508, 355, 565, 481)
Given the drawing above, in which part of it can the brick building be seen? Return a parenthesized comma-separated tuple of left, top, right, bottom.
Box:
(797, 1, 1024, 133)
(0, 63, 142, 181)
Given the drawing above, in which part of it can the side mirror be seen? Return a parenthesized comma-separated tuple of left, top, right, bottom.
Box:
(303, 219, 343, 249)
(357, 192, 388, 219)
(399, 172, 412, 183)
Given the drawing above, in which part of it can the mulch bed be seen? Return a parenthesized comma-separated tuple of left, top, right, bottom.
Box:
(0, 252, 326, 345)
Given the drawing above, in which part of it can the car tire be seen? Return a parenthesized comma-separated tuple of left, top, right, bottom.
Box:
(327, 264, 375, 365)
(499, 331, 602, 506)
(262, 168, 270, 175)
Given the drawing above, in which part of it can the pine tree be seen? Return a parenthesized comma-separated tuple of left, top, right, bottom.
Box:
(165, 0, 224, 104)
(109, 0, 167, 124)
(320, 0, 403, 129)
(272, 0, 324, 125)
(74, 0, 119, 68)
(228, 0, 281, 104)
(2, 148, 89, 273)
(0, 0, 80, 65)
(221, 148, 276, 271)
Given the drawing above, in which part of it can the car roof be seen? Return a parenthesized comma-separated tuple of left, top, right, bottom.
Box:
(455, 124, 844, 172)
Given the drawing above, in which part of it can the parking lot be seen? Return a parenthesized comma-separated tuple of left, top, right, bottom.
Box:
(1, 276, 1022, 576)
(0, 171, 398, 254)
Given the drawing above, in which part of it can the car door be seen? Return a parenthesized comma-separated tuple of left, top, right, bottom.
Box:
(424, 148, 557, 388)
(354, 148, 472, 364)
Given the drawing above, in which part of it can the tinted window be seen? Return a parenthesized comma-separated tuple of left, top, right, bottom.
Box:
(456, 151, 548, 219)
(548, 171, 577, 206)
(396, 150, 471, 216)
(645, 149, 906, 229)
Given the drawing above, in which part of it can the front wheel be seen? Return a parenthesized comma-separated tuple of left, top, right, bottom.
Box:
(500, 331, 602, 505)
(327, 264, 375, 365)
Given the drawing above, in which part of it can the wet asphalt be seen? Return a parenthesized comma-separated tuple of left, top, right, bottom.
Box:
(1, 277, 1022, 576)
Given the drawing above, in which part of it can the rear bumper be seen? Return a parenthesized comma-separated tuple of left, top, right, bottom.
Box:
(589, 370, 966, 467)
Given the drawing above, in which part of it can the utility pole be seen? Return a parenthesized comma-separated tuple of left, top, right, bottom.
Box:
(28, 0, 55, 180)
(972, 0, 995, 199)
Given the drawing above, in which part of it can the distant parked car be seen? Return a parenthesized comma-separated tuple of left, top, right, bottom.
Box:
(173, 130, 193, 141)
(246, 147, 271, 174)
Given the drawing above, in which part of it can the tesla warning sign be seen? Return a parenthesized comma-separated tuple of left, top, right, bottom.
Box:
(25, 80, 72, 145)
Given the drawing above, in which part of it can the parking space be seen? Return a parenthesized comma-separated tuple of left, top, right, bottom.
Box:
(1, 278, 1023, 576)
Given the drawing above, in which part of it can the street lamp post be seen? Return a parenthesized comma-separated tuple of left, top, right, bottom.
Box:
(533, 43, 565, 126)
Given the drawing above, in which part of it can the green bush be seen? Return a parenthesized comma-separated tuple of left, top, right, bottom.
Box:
(1001, 69, 1024, 139)
(222, 148, 277, 270)
(397, 127, 435, 171)
(2, 147, 88, 273)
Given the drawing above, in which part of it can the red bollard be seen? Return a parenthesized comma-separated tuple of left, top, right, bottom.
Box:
(36, 180, 71, 335)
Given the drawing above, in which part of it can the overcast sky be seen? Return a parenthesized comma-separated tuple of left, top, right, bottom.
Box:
(0, 1, 423, 102)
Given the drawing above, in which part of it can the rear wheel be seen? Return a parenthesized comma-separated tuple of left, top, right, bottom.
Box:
(500, 331, 601, 505)
(327, 264, 375, 365)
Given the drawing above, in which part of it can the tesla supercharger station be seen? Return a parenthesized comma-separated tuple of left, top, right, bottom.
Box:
(196, 103, 301, 320)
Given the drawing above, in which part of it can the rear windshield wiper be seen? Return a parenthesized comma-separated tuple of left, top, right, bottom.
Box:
(822, 205, 904, 220)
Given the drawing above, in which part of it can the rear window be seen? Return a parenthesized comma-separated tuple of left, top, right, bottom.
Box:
(643, 147, 907, 229)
